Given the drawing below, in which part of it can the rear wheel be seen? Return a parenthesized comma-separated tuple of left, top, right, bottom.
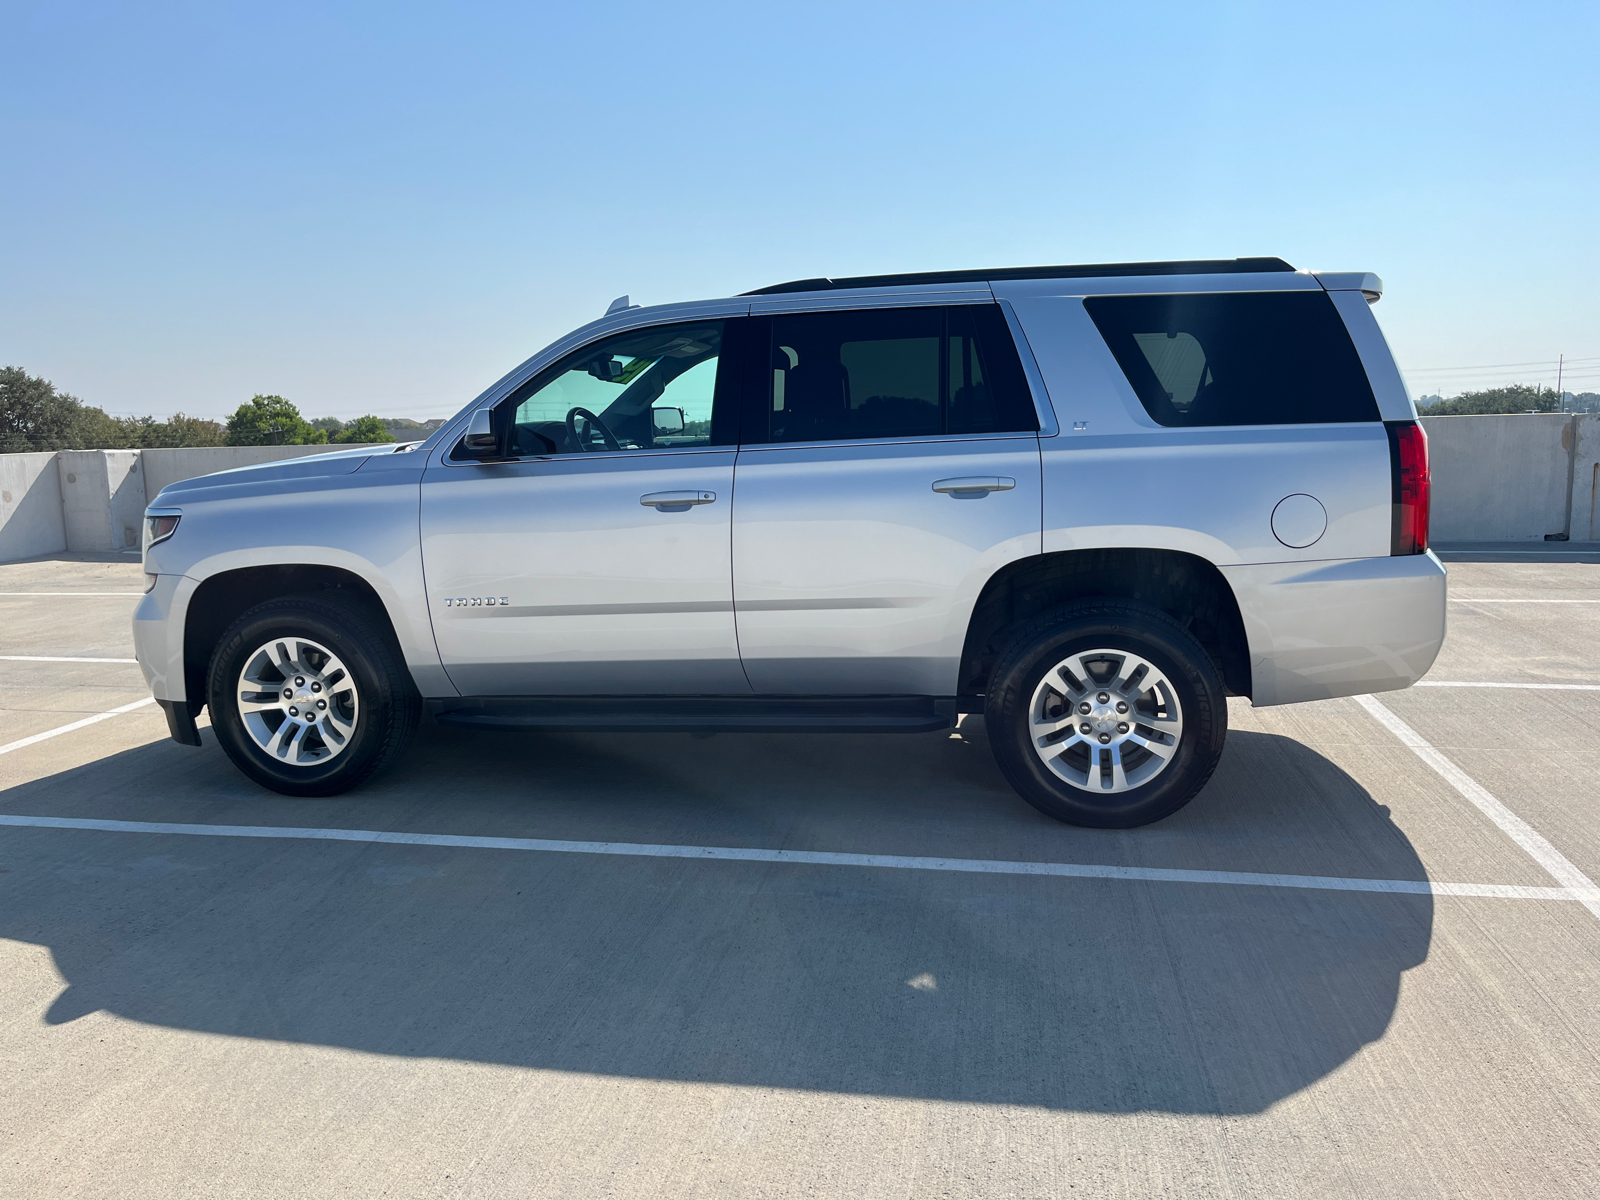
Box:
(207, 593, 420, 796)
(985, 600, 1227, 827)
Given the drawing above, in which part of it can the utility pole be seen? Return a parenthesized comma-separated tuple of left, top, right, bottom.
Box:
(1557, 354, 1565, 410)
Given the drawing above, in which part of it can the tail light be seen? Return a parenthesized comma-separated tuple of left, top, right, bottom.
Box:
(1385, 421, 1430, 555)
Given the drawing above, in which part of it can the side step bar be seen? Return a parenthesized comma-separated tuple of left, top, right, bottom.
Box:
(428, 696, 958, 735)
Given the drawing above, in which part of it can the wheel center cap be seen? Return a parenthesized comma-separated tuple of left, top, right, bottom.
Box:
(295, 691, 312, 705)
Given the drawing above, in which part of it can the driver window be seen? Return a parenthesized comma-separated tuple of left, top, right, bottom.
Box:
(505, 321, 723, 456)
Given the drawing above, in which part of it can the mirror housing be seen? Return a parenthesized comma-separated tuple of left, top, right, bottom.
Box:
(586, 356, 627, 382)
(457, 409, 499, 458)
(651, 406, 686, 434)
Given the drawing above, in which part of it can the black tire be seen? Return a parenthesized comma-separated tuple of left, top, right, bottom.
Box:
(207, 592, 421, 797)
(984, 600, 1227, 828)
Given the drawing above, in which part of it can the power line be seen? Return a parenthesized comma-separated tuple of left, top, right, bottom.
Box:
(1405, 355, 1600, 374)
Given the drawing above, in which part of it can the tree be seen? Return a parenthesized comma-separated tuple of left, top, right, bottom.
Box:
(140, 413, 227, 447)
(1417, 384, 1561, 416)
(333, 414, 396, 443)
(224, 395, 328, 446)
(0, 365, 94, 452)
(4, 367, 407, 452)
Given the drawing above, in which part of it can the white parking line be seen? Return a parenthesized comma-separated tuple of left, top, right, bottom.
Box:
(0, 592, 145, 597)
(0, 697, 158, 756)
(1449, 598, 1600, 603)
(1416, 681, 1600, 691)
(0, 812, 1593, 904)
(1355, 694, 1600, 921)
(0, 656, 140, 664)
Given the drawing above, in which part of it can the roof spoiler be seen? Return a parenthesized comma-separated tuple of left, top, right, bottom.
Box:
(1314, 271, 1384, 304)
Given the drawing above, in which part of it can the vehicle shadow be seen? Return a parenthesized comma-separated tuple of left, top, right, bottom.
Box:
(0, 723, 1431, 1115)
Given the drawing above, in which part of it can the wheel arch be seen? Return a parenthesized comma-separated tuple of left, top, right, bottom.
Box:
(958, 548, 1252, 704)
(182, 564, 399, 713)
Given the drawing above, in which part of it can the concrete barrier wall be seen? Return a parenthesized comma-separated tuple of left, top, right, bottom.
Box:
(57, 449, 147, 552)
(1573, 415, 1600, 543)
(0, 452, 69, 561)
(1420, 414, 1576, 542)
(0, 444, 386, 561)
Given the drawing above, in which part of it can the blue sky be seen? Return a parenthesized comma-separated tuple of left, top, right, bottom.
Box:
(3, 1, 1596, 420)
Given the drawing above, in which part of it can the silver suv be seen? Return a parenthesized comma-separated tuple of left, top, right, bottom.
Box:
(134, 258, 1445, 827)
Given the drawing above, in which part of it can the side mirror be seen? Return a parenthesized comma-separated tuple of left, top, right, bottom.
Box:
(651, 406, 686, 434)
(457, 409, 499, 458)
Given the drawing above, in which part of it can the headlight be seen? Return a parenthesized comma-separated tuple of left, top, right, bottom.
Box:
(145, 512, 181, 549)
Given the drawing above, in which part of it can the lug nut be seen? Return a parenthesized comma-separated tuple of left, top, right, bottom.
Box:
(287, 706, 299, 716)
(1116, 701, 1128, 714)
(283, 687, 292, 698)
(1098, 733, 1111, 744)
(1078, 702, 1091, 715)
(295, 676, 305, 686)
(316, 699, 327, 710)
(311, 682, 322, 693)
(1117, 722, 1129, 734)
(1097, 692, 1110, 703)
(1079, 723, 1092, 734)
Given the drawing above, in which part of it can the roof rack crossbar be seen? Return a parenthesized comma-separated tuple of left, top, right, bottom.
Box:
(743, 257, 1296, 297)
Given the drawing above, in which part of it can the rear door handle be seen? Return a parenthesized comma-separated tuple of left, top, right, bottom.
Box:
(932, 476, 1016, 497)
(640, 490, 717, 511)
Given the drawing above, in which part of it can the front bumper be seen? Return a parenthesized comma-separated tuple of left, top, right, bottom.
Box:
(1221, 551, 1448, 707)
(132, 573, 193, 704)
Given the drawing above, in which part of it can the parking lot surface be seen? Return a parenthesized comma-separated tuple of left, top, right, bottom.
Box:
(3, 553, 1598, 1198)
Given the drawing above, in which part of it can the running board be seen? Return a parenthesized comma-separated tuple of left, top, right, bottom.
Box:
(428, 696, 958, 735)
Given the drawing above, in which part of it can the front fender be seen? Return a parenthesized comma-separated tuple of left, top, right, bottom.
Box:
(138, 464, 453, 701)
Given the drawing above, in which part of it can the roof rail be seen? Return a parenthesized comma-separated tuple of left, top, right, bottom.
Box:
(742, 257, 1296, 297)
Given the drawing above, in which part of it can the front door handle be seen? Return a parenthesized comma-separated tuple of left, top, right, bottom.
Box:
(932, 476, 1016, 498)
(640, 490, 717, 512)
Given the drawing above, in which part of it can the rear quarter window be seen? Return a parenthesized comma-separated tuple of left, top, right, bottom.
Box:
(1083, 291, 1379, 427)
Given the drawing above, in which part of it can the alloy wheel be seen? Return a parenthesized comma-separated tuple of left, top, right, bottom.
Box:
(1028, 647, 1184, 793)
(235, 636, 360, 767)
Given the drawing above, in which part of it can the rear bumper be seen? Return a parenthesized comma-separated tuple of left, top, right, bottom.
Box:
(1221, 552, 1448, 707)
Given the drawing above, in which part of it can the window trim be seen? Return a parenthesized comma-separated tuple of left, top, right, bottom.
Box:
(735, 429, 1040, 455)
(997, 298, 1058, 437)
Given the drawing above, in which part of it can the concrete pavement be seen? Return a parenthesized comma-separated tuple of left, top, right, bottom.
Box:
(1, 553, 1597, 1198)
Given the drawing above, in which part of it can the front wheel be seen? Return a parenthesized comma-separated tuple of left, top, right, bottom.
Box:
(985, 601, 1227, 828)
(207, 593, 420, 797)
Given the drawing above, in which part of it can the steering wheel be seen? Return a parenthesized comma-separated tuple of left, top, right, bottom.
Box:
(565, 406, 622, 452)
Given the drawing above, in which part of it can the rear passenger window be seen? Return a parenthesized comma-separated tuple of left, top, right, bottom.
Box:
(1084, 292, 1379, 427)
(756, 305, 1037, 444)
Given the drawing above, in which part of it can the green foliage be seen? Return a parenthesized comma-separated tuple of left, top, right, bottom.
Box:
(224, 395, 328, 446)
(134, 413, 227, 447)
(3, 365, 430, 453)
(1417, 384, 1561, 416)
(381, 417, 445, 437)
(1, 366, 226, 451)
(1, 365, 94, 451)
(333, 414, 396, 443)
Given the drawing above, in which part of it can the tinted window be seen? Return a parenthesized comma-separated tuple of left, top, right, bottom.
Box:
(498, 321, 726, 456)
(1084, 292, 1379, 427)
(756, 305, 1037, 444)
